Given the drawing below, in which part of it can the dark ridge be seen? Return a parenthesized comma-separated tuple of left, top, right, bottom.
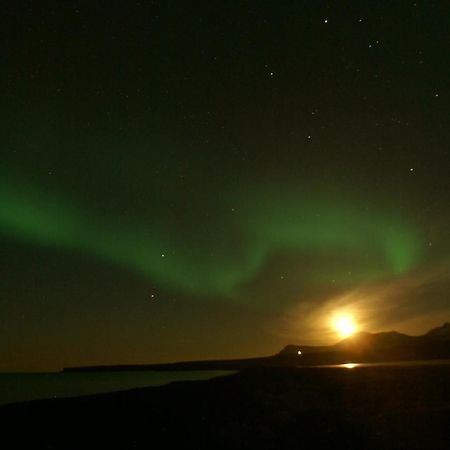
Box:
(64, 323, 450, 372)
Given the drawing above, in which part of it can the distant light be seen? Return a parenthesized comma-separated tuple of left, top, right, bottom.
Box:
(324, 19, 328, 24)
(297, 350, 302, 355)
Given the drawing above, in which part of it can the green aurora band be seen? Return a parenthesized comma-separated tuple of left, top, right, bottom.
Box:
(0, 178, 421, 297)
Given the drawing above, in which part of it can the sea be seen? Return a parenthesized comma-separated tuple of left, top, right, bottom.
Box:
(304, 359, 450, 369)
(0, 370, 235, 405)
(3, 359, 450, 406)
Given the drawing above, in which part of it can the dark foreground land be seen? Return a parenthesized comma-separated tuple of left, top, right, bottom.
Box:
(2, 366, 450, 449)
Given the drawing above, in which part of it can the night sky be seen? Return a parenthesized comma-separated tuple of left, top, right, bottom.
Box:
(1, 1, 449, 371)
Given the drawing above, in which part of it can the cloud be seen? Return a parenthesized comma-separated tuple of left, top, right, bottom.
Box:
(277, 259, 450, 344)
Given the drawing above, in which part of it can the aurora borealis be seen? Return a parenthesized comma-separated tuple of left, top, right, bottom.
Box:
(1, 1, 450, 371)
(0, 176, 421, 296)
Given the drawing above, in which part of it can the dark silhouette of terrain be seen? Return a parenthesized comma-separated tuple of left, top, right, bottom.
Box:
(64, 323, 450, 372)
(1, 324, 449, 449)
(278, 322, 450, 365)
(1, 365, 450, 449)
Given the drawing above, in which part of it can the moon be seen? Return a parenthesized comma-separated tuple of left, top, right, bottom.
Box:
(333, 315, 358, 338)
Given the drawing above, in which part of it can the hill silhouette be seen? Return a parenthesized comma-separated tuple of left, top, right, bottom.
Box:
(65, 323, 450, 373)
(277, 323, 450, 365)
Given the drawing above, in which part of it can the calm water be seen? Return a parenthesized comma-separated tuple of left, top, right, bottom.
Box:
(0, 370, 235, 405)
(303, 359, 450, 369)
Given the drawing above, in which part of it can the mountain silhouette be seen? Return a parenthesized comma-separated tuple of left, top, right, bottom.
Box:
(277, 323, 450, 364)
(424, 322, 450, 340)
(65, 323, 450, 373)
